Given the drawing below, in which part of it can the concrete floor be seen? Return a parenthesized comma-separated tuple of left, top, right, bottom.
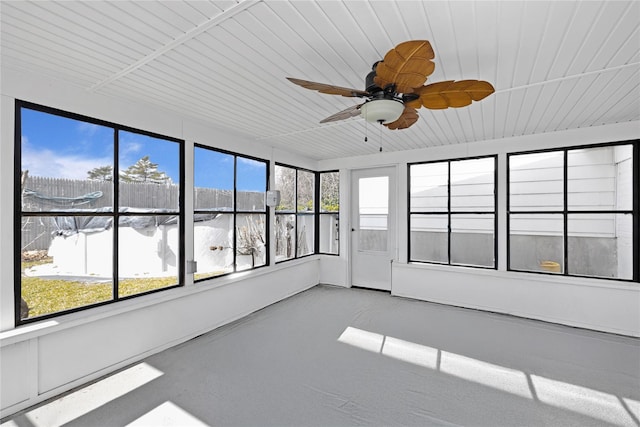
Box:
(3, 284, 640, 426)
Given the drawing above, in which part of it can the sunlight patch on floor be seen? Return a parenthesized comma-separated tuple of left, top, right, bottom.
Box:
(532, 375, 638, 426)
(338, 326, 637, 425)
(382, 335, 439, 370)
(23, 362, 163, 427)
(440, 351, 532, 399)
(126, 401, 208, 427)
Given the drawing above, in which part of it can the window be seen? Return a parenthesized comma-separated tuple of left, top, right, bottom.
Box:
(194, 146, 268, 280)
(508, 142, 637, 280)
(319, 171, 339, 255)
(275, 164, 316, 261)
(409, 156, 497, 268)
(17, 101, 184, 323)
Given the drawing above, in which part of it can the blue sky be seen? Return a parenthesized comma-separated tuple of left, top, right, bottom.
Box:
(194, 147, 267, 192)
(21, 107, 266, 190)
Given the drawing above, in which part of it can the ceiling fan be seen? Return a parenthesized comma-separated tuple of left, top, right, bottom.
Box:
(287, 40, 495, 130)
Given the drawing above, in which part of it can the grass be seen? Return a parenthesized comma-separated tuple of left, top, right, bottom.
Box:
(21, 260, 177, 318)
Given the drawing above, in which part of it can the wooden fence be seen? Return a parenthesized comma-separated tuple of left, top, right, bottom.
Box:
(21, 176, 263, 251)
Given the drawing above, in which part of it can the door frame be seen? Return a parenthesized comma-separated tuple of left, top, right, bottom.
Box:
(349, 165, 398, 290)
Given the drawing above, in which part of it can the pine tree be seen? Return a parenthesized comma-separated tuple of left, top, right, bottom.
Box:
(87, 165, 113, 181)
(120, 156, 171, 184)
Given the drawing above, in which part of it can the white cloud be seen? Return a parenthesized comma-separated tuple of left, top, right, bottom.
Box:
(237, 157, 264, 169)
(118, 140, 144, 168)
(22, 143, 111, 180)
(76, 121, 104, 136)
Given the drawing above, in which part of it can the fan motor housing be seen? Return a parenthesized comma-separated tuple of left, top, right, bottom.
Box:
(365, 69, 380, 93)
(365, 61, 384, 93)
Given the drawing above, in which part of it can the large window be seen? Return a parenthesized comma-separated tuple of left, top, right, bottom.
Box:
(508, 142, 637, 280)
(409, 156, 497, 268)
(194, 146, 268, 280)
(319, 171, 340, 255)
(17, 101, 184, 323)
(275, 164, 316, 261)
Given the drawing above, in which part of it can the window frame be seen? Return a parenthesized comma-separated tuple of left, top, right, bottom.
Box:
(408, 155, 498, 269)
(274, 163, 317, 263)
(15, 100, 185, 325)
(193, 143, 270, 281)
(507, 140, 639, 282)
(318, 170, 340, 256)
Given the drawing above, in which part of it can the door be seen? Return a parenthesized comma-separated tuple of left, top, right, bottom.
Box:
(351, 167, 396, 291)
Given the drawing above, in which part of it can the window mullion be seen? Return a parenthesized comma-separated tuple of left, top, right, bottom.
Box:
(113, 129, 120, 301)
(447, 161, 452, 265)
(233, 155, 238, 273)
(314, 172, 320, 254)
(634, 141, 639, 282)
(563, 149, 569, 276)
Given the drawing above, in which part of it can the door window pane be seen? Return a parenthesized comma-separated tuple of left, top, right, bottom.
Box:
(510, 213, 564, 273)
(359, 176, 388, 252)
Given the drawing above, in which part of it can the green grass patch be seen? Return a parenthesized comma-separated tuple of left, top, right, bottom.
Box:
(21, 264, 177, 318)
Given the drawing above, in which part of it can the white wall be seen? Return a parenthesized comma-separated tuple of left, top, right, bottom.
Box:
(317, 122, 640, 337)
(0, 67, 320, 417)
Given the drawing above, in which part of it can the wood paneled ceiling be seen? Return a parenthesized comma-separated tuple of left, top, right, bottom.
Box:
(2, 1, 638, 160)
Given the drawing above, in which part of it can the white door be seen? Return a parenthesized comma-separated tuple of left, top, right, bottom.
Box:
(351, 167, 396, 291)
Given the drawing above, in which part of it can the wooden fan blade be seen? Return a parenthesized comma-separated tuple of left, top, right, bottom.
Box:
(384, 106, 419, 130)
(414, 80, 495, 109)
(373, 40, 435, 94)
(286, 77, 369, 98)
(320, 103, 364, 123)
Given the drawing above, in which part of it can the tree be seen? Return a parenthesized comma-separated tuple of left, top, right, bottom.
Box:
(320, 171, 339, 212)
(87, 165, 113, 181)
(296, 170, 314, 211)
(120, 156, 171, 184)
(275, 166, 296, 211)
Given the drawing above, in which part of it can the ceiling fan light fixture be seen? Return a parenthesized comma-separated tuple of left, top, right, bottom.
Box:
(360, 99, 404, 124)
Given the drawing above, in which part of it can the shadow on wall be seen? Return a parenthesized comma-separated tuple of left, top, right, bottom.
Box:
(410, 231, 494, 267)
(410, 231, 620, 277)
(510, 235, 618, 277)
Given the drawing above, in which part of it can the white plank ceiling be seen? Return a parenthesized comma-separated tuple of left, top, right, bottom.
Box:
(2, 1, 639, 160)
